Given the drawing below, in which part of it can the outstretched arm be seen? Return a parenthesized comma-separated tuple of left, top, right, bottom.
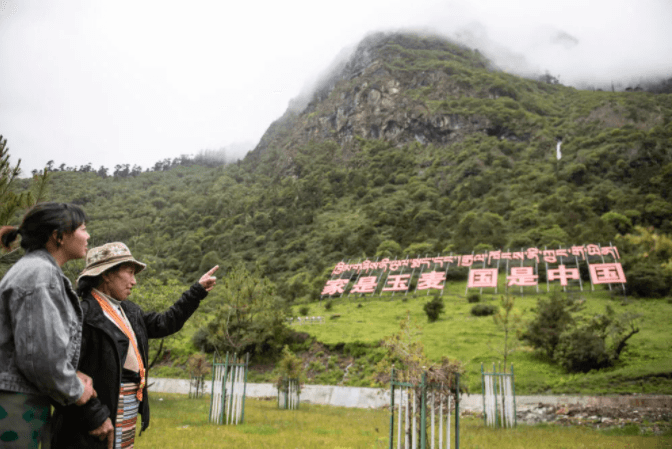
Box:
(141, 266, 219, 338)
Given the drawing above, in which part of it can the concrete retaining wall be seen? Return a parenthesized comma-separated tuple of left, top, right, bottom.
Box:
(148, 377, 672, 411)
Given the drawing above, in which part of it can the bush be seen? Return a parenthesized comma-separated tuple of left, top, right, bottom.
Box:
(423, 295, 445, 322)
(554, 328, 611, 373)
(521, 292, 580, 358)
(523, 293, 642, 373)
(471, 304, 496, 316)
(445, 268, 469, 281)
(324, 300, 333, 311)
(192, 327, 215, 353)
(625, 264, 672, 298)
(467, 293, 481, 303)
(299, 306, 310, 316)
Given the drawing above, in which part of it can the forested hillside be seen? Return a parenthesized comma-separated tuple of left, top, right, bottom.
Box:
(3, 33, 672, 390)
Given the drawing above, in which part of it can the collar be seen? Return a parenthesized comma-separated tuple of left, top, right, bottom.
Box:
(26, 248, 75, 292)
(93, 288, 123, 308)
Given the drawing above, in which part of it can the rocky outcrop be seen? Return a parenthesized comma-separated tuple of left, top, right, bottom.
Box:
(248, 32, 498, 167)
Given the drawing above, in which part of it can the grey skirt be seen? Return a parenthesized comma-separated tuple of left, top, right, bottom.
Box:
(0, 391, 50, 448)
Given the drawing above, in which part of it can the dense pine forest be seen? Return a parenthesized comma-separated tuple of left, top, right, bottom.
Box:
(3, 33, 672, 392)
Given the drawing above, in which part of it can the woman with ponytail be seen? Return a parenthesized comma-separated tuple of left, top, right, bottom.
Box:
(0, 202, 97, 448)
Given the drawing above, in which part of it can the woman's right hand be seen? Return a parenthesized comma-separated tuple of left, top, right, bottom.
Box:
(89, 417, 114, 449)
(75, 371, 97, 406)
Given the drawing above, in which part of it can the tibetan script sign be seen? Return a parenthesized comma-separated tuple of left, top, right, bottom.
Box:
(321, 244, 626, 297)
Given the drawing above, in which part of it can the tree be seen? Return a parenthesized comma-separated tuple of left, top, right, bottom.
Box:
(375, 312, 463, 385)
(454, 211, 507, 251)
(97, 166, 109, 178)
(131, 165, 143, 177)
(187, 352, 211, 378)
(554, 306, 640, 373)
(198, 266, 289, 357)
(113, 164, 130, 178)
(275, 345, 305, 394)
(521, 291, 581, 359)
(617, 226, 672, 297)
(522, 291, 641, 373)
(374, 313, 463, 445)
(491, 295, 523, 368)
(375, 239, 402, 258)
(0, 135, 50, 228)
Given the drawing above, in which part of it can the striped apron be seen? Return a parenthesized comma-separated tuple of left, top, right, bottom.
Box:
(115, 383, 140, 449)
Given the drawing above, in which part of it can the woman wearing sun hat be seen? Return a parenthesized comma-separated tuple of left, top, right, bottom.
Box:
(50, 242, 218, 449)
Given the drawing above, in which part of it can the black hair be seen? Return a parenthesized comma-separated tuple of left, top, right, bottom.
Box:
(76, 275, 102, 298)
(0, 202, 87, 252)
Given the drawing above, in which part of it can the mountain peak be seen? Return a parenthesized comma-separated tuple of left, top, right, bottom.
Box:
(250, 31, 497, 166)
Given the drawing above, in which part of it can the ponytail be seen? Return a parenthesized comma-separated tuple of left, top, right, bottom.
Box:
(0, 226, 20, 251)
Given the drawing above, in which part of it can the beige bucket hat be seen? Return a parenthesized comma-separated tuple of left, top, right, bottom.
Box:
(77, 242, 146, 283)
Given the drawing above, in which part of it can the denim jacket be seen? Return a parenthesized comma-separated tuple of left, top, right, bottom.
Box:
(0, 249, 84, 406)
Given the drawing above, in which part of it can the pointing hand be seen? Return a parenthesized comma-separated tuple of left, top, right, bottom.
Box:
(199, 265, 219, 291)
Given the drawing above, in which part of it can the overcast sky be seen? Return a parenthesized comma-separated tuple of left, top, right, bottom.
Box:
(1, 0, 671, 175)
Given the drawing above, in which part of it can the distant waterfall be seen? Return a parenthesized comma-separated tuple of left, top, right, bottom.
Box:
(556, 140, 562, 160)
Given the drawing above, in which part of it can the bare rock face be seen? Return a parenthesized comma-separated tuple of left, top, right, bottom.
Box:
(302, 64, 482, 147)
(249, 32, 498, 169)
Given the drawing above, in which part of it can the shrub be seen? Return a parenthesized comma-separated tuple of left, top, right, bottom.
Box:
(523, 293, 642, 373)
(299, 306, 310, 316)
(324, 300, 333, 311)
(275, 346, 305, 392)
(192, 327, 215, 353)
(625, 264, 672, 298)
(467, 293, 481, 303)
(423, 294, 445, 322)
(554, 328, 611, 373)
(521, 291, 581, 358)
(308, 360, 325, 372)
(471, 304, 496, 316)
(445, 267, 469, 281)
(186, 353, 211, 377)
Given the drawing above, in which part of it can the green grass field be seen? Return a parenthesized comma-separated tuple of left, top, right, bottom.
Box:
(134, 394, 672, 448)
(291, 282, 672, 395)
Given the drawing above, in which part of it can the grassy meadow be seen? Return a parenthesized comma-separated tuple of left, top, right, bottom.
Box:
(135, 393, 672, 448)
(288, 279, 672, 395)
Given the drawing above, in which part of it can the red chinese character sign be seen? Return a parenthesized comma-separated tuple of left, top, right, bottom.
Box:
(417, 271, 446, 290)
(468, 269, 498, 288)
(383, 274, 411, 292)
(321, 244, 626, 298)
(350, 276, 378, 294)
(589, 263, 626, 284)
(507, 267, 538, 287)
(320, 279, 349, 296)
(547, 265, 580, 286)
